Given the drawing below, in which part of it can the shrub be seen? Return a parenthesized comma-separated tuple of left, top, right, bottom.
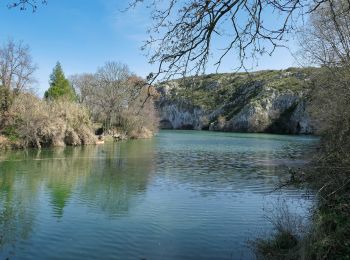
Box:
(5, 93, 96, 148)
(251, 202, 307, 260)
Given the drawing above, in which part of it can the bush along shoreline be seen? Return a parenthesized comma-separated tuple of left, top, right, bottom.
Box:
(0, 93, 97, 149)
(0, 92, 158, 150)
(0, 87, 158, 150)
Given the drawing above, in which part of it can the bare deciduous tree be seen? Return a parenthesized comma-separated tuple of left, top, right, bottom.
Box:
(300, 0, 350, 67)
(70, 73, 95, 104)
(294, 3, 350, 256)
(0, 40, 36, 94)
(71, 62, 158, 135)
(92, 62, 132, 128)
(0, 39, 36, 120)
(71, 62, 152, 131)
(300, 0, 350, 148)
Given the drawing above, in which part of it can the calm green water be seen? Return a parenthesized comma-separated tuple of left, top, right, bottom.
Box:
(0, 131, 318, 259)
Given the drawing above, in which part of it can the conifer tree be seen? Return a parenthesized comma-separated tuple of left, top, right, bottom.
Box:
(44, 62, 76, 101)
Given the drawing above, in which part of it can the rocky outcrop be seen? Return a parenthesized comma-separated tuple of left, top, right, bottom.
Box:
(156, 69, 316, 134)
(209, 86, 313, 134)
(157, 82, 208, 130)
(158, 102, 206, 130)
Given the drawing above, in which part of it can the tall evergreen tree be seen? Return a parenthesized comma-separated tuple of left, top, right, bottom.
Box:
(44, 62, 76, 101)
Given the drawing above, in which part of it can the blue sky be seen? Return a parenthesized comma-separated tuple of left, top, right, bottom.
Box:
(0, 0, 299, 96)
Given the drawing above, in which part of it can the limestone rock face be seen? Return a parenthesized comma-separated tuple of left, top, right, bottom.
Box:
(158, 102, 207, 130)
(157, 69, 316, 134)
(211, 86, 313, 134)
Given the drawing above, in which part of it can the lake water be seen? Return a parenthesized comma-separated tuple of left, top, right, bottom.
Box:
(0, 130, 318, 259)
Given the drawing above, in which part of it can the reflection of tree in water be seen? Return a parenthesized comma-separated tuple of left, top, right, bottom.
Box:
(0, 157, 39, 256)
(0, 146, 98, 254)
(48, 185, 72, 218)
(41, 140, 155, 217)
(39, 147, 97, 218)
(0, 139, 156, 253)
(80, 139, 155, 216)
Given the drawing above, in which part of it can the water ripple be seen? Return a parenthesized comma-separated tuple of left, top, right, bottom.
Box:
(0, 131, 318, 260)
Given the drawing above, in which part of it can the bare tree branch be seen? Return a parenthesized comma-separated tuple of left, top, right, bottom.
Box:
(128, 0, 336, 82)
(6, 0, 47, 12)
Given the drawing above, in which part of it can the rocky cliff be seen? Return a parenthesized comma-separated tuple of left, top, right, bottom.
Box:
(156, 68, 316, 134)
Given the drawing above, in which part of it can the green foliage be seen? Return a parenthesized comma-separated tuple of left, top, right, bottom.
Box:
(163, 67, 315, 112)
(0, 86, 12, 114)
(2, 126, 19, 142)
(44, 62, 76, 101)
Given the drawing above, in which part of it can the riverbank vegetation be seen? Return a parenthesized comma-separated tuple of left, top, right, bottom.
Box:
(0, 40, 158, 149)
(71, 62, 158, 139)
(253, 1, 350, 258)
